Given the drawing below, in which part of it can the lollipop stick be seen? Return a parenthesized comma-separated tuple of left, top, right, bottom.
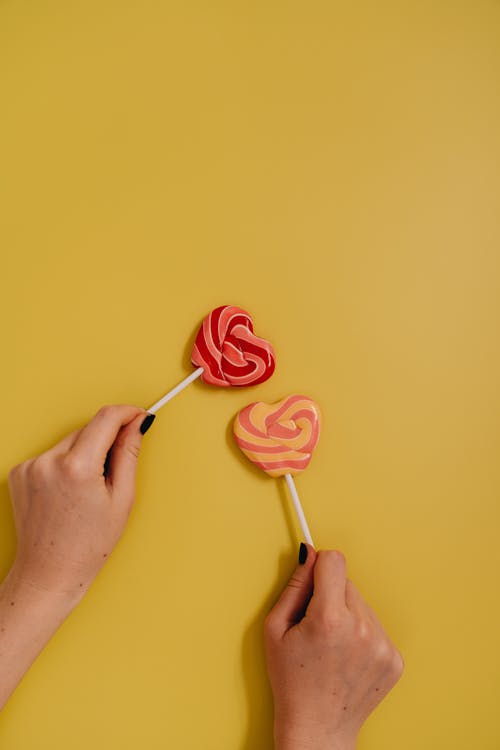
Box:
(284, 473, 314, 547)
(147, 367, 204, 414)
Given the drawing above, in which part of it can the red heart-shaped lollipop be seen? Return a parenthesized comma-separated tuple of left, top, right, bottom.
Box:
(191, 305, 276, 387)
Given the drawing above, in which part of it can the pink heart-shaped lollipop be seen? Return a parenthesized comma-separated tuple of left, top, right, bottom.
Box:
(233, 394, 321, 477)
(191, 305, 275, 387)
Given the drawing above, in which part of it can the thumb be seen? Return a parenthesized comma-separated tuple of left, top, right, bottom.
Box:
(105, 411, 156, 500)
(266, 543, 318, 638)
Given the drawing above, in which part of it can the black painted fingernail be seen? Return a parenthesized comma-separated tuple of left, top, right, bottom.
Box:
(140, 413, 156, 435)
(298, 542, 308, 565)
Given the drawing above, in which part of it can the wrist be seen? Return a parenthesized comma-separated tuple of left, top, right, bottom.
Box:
(11, 550, 97, 604)
(274, 717, 357, 750)
(9, 557, 88, 612)
(275, 735, 356, 750)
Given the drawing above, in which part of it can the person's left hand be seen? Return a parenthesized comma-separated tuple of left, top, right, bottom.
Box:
(7, 404, 155, 599)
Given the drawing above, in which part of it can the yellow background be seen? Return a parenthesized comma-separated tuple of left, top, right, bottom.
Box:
(1, 1, 499, 748)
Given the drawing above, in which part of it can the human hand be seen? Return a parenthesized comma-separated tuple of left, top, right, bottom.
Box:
(0, 404, 155, 709)
(7, 404, 155, 599)
(264, 545, 404, 750)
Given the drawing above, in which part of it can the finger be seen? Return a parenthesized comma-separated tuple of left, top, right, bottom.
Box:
(70, 405, 147, 471)
(45, 428, 83, 457)
(311, 549, 348, 616)
(105, 411, 155, 504)
(12, 427, 83, 469)
(265, 543, 318, 638)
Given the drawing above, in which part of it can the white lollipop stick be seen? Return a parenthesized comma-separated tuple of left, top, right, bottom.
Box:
(147, 367, 204, 414)
(284, 473, 314, 547)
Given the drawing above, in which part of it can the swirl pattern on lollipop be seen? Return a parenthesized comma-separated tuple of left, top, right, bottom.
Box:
(233, 394, 321, 477)
(191, 305, 276, 387)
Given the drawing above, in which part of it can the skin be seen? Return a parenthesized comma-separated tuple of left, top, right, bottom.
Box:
(1, 404, 148, 708)
(0, 404, 403, 749)
(265, 547, 404, 749)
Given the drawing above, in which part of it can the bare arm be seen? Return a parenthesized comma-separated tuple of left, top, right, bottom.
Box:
(0, 565, 82, 707)
(0, 404, 155, 710)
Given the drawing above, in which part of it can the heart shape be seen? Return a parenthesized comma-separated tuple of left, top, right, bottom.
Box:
(233, 394, 321, 477)
(191, 305, 276, 387)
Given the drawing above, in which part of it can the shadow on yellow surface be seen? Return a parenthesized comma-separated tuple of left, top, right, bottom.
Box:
(1, 0, 500, 747)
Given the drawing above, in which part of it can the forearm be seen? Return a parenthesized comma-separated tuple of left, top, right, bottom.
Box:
(0, 563, 82, 710)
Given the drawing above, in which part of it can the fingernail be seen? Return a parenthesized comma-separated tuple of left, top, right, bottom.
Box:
(140, 413, 156, 435)
(298, 542, 308, 565)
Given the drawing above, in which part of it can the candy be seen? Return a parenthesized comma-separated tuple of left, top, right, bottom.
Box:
(233, 394, 320, 546)
(191, 305, 276, 387)
(233, 395, 321, 477)
(147, 305, 276, 414)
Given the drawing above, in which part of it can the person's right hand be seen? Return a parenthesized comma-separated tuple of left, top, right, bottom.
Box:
(264, 545, 404, 750)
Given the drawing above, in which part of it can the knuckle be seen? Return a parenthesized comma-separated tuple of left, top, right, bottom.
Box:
(333, 549, 346, 564)
(314, 609, 343, 633)
(9, 457, 39, 487)
(125, 442, 140, 460)
(354, 617, 373, 643)
(61, 454, 87, 479)
(114, 435, 141, 461)
(8, 463, 22, 482)
(286, 573, 305, 591)
(390, 648, 405, 680)
(263, 613, 278, 638)
(373, 637, 393, 666)
(27, 456, 51, 480)
(321, 549, 346, 565)
(97, 404, 114, 418)
(8, 465, 22, 491)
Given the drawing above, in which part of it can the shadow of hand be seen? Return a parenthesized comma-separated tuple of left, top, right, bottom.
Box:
(239, 550, 294, 750)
